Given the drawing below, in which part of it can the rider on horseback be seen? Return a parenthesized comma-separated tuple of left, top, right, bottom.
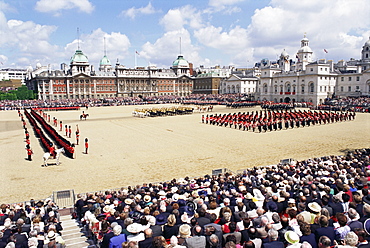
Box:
(49, 143, 56, 159)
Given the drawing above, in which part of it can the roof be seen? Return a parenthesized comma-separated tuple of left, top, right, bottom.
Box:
(172, 55, 189, 68)
(100, 55, 111, 66)
(70, 50, 89, 64)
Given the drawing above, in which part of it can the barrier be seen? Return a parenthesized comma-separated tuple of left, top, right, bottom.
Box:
(53, 189, 75, 208)
(211, 168, 234, 176)
(33, 106, 81, 111)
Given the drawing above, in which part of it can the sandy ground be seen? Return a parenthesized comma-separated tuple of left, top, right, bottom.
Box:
(0, 104, 369, 204)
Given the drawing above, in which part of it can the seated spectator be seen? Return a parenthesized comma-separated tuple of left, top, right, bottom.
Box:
(185, 225, 206, 248)
(262, 229, 284, 248)
(315, 216, 335, 246)
(109, 225, 127, 248)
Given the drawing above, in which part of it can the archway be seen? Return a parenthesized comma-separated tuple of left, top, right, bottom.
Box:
(284, 97, 291, 103)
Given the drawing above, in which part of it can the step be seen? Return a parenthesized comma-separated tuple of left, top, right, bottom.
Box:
(59, 215, 94, 248)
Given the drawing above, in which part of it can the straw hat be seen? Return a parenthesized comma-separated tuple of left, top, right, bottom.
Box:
(308, 202, 322, 213)
(285, 231, 299, 244)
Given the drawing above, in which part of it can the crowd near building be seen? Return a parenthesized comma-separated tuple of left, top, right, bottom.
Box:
(0, 35, 365, 105)
(1, 148, 370, 248)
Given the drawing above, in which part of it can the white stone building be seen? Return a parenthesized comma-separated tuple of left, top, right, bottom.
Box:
(220, 70, 259, 96)
(256, 35, 370, 105)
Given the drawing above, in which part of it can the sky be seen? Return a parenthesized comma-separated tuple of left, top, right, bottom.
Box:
(0, 0, 369, 70)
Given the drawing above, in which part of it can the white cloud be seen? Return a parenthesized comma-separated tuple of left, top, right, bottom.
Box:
(160, 5, 204, 32)
(245, 0, 370, 62)
(0, 1, 14, 12)
(194, 25, 249, 52)
(0, 14, 60, 67)
(121, 2, 158, 19)
(35, 0, 94, 14)
(140, 28, 206, 68)
(64, 28, 131, 66)
(206, 0, 244, 14)
(208, 0, 245, 8)
(0, 54, 8, 65)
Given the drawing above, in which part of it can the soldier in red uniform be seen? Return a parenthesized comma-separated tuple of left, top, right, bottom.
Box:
(26, 144, 33, 161)
(49, 144, 56, 159)
(75, 125, 80, 145)
(68, 126, 72, 138)
(60, 121, 63, 131)
(85, 138, 89, 154)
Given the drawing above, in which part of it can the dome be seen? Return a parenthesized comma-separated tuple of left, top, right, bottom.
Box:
(301, 37, 309, 42)
(281, 50, 288, 57)
(298, 46, 313, 53)
(172, 55, 189, 68)
(70, 50, 89, 64)
(365, 36, 370, 46)
(36, 62, 42, 69)
(100, 55, 111, 66)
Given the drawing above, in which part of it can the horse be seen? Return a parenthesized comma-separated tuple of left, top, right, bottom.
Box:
(80, 113, 89, 120)
(43, 147, 64, 167)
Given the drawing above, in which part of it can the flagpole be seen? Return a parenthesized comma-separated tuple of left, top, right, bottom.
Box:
(135, 51, 137, 69)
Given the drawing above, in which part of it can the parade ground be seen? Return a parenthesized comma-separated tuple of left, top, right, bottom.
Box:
(0, 104, 369, 204)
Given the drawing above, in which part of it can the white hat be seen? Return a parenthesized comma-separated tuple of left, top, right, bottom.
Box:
(308, 202, 322, 213)
(47, 231, 56, 240)
(127, 223, 143, 234)
(285, 231, 299, 244)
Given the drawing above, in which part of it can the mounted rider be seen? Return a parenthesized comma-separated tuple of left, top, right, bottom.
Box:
(49, 143, 56, 159)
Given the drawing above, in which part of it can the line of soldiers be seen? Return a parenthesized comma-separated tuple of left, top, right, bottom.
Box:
(30, 109, 75, 158)
(202, 109, 356, 133)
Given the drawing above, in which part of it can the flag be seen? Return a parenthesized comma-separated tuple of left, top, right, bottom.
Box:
(135, 51, 140, 55)
(324, 49, 328, 53)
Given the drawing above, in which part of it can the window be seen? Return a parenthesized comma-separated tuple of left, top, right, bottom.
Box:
(301, 85, 305, 93)
(341, 77, 344, 81)
(309, 83, 314, 93)
(348, 86, 351, 92)
(340, 86, 343, 92)
(320, 86, 322, 92)
(311, 68, 313, 72)
(349, 77, 352, 81)
(356, 76, 360, 81)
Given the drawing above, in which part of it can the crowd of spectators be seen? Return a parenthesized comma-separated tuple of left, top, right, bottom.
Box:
(0, 94, 246, 110)
(314, 97, 370, 112)
(1, 148, 370, 248)
(67, 148, 370, 248)
(0, 199, 65, 248)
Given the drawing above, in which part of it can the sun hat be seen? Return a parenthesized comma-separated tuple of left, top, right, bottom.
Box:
(127, 223, 142, 234)
(143, 195, 151, 203)
(47, 231, 56, 240)
(124, 198, 133, 205)
(179, 224, 191, 238)
(285, 231, 299, 244)
(364, 219, 370, 235)
(308, 202, 322, 213)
